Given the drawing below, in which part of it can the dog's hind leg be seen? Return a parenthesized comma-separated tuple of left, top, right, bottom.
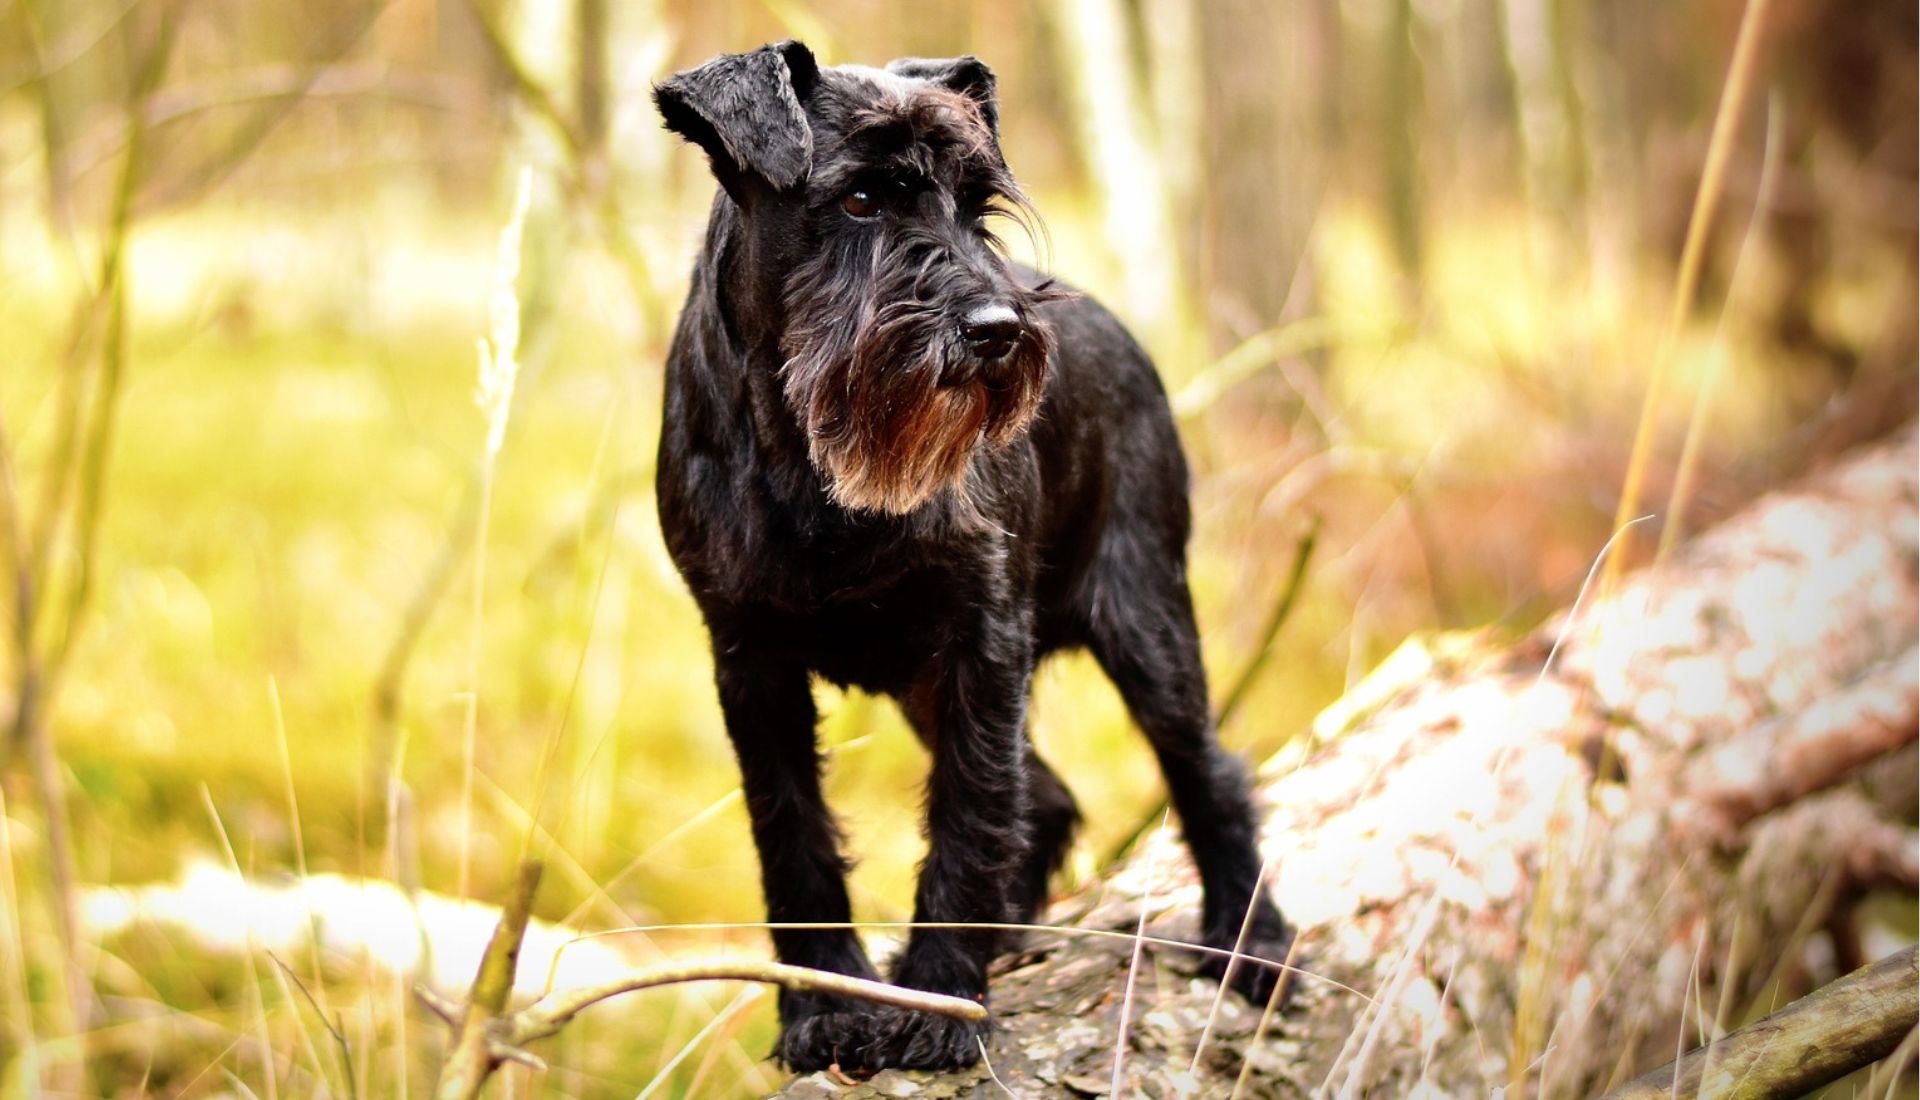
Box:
(1082, 534, 1296, 1007)
(1015, 747, 1080, 927)
(709, 640, 880, 1070)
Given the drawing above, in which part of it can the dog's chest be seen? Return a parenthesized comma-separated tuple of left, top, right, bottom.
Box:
(800, 587, 957, 692)
(695, 502, 995, 690)
(760, 554, 981, 692)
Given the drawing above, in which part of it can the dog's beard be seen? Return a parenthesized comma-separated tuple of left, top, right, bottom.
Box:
(781, 249, 1056, 515)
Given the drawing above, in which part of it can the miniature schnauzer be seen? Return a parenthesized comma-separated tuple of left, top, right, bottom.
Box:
(653, 40, 1293, 1072)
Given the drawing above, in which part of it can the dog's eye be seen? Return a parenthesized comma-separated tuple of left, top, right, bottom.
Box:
(841, 189, 880, 219)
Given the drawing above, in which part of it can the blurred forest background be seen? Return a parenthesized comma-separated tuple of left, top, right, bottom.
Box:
(0, 0, 1914, 1095)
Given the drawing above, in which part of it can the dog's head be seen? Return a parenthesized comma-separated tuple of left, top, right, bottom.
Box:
(656, 41, 1064, 515)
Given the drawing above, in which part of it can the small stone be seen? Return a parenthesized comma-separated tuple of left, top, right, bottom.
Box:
(868, 1070, 920, 1097)
(782, 1077, 843, 1100)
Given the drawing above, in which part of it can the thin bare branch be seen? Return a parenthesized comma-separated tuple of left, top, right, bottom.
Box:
(140, 0, 392, 213)
(425, 857, 987, 1099)
(505, 959, 988, 1049)
(1598, 947, 1917, 1100)
(1216, 517, 1322, 730)
(434, 858, 544, 1100)
(457, 0, 585, 156)
(1605, 0, 1774, 582)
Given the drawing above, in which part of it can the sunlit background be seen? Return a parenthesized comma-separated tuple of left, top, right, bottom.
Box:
(0, 0, 1914, 1094)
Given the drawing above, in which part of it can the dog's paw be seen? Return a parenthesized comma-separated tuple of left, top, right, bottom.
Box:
(1201, 908, 1298, 1011)
(779, 1005, 989, 1073)
(777, 1008, 874, 1073)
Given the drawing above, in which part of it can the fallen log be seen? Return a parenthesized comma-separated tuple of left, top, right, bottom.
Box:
(1596, 945, 1916, 1100)
(777, 425, 1918, 1100)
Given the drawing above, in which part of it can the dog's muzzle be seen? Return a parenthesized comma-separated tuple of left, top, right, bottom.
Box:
(944, 303, 1025, 387)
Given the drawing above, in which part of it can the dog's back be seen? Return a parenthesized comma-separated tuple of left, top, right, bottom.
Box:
(1018, 269, 1195, 656)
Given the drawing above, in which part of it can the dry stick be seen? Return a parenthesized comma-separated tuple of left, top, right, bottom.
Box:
(1604, 0, 1772, 588)
(15, 11, 182, 1087)
(1597, 947, 1918, 1100)
(1112, 814, 1171, 1096)
(550, 920, 1361, 1003)
(1657, 95, 1784, 561)
(1216, 516, 1323, 731)
(457, 0, 661, 333)
(496, 960, 987, 1049)
(434, 859, 545, 1100)
(425, 859, 986, 1099)
(140, 0, 391, 213)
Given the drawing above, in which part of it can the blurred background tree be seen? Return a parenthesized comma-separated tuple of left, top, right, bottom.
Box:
(0, 0, 1912, 1094)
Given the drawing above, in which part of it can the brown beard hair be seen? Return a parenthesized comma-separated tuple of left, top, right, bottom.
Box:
(779, 85, 1065, 514)
(783, 290, 1053, 515)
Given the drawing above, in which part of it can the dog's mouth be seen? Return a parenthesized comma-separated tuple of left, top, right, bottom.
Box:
(938, 358, 1020, 391)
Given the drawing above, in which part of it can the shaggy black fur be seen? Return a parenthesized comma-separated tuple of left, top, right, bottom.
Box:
(653, 41, 1294, 1074)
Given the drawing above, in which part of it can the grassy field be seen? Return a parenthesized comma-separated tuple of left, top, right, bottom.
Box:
(2, 191, 1841, 1096)
(1, 2, 1912, 1093)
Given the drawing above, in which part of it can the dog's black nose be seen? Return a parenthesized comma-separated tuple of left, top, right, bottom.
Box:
(960, 304, 1022, 363)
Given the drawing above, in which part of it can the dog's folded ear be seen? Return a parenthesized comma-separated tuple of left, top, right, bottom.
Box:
(886, 55, 999, 136)
(655, 40, 818, 197)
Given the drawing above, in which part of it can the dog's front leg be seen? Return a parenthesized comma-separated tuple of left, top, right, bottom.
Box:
(709, 639, 880, 1071)
(901, 629, 1033, 987)
(809, 616, 1033, 1072)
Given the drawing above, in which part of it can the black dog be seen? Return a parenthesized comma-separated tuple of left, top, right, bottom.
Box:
(653, 41, 1292, 1072)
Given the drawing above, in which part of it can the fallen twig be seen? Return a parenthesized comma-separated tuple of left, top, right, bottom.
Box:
(1216, 516, 1322, 731)
(1598, 946, 1918, 1100)
(423, 859, 988, 1098)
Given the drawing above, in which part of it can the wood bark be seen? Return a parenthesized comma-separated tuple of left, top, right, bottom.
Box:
(777, 424, 1919, 1100)
(1597, 946, 1916, 1100)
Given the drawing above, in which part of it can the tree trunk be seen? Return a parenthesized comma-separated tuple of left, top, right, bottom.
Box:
(777, 424, 1919, 1100)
